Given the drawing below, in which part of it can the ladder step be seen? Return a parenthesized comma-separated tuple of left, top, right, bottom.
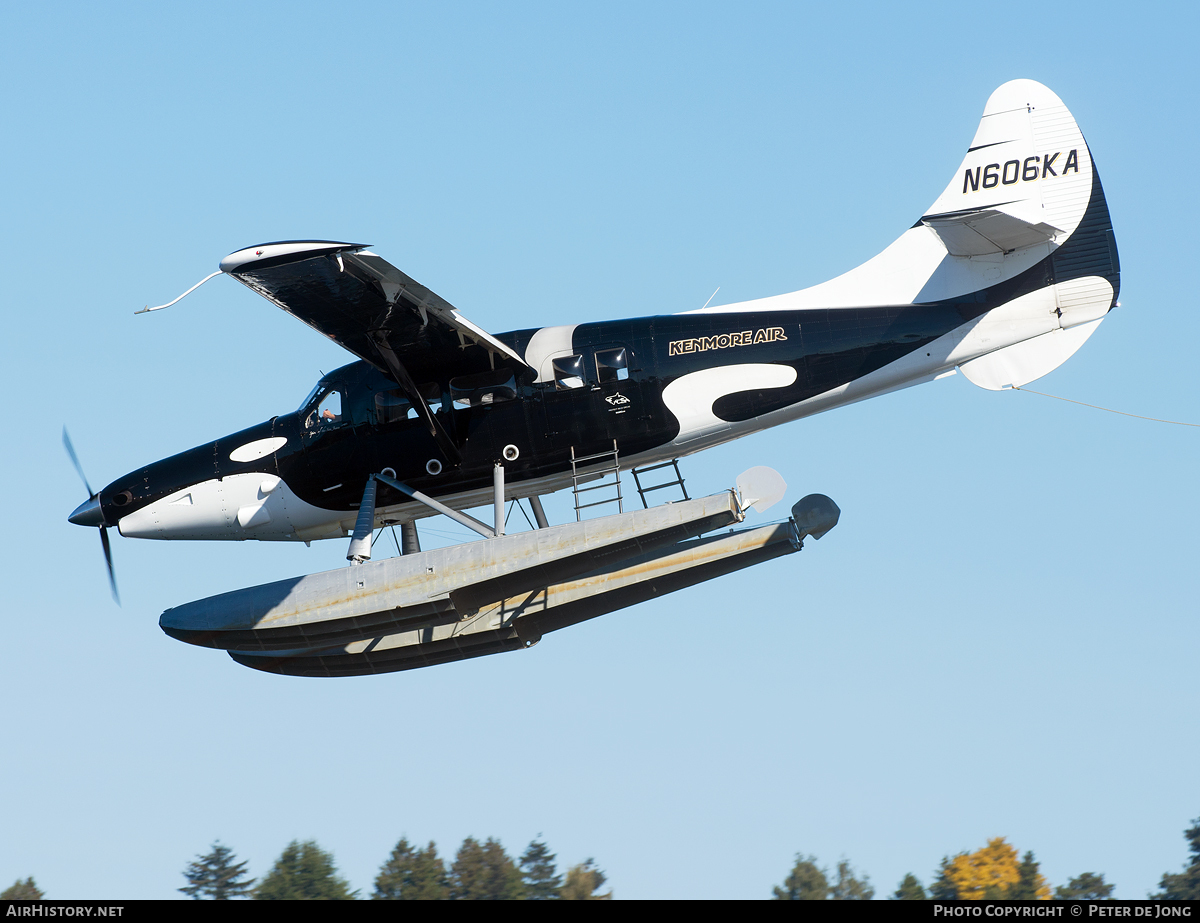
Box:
(571, 441, 623, 521)
(632, 459, 689, 509)
(575, 480, 621, 495)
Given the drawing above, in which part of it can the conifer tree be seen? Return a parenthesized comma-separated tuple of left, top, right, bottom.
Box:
(179, 841, 254, 900)
(373, 838, 448, 900)
(1055, 873, 1114, 900)
(829, 858, 874, 900)
(1010, 851, 1051, 900)
(560, 858, 611, 900)
(929, 857, 959, 900)
(519, 839, 562, 899)
(892, 873, 927, 900)
(254, 839, 354, 900)
(772, 854, 829, 900)
(448, 837, 524, 900)
(1154, 816, 1200, 900)
(1, 878, 43, 900)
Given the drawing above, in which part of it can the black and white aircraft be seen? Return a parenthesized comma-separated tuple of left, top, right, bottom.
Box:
(67, 79, 1119, 676)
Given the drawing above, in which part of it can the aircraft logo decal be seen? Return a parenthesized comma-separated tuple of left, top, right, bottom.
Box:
(668, 327, 788, 357)
(605, 392, 631, 414)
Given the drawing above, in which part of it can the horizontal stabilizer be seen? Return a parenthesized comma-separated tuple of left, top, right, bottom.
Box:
(959, 318, 1102, 390)
(921, 207, 1061, 257)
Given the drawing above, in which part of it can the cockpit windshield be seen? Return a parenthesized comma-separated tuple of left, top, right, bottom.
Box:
(298, 382, 323, 412)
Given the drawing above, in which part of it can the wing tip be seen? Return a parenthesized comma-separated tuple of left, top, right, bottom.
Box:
(219, 240, 370, 273)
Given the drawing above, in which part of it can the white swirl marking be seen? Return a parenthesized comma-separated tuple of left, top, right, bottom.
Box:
(229, 436, 287, 463)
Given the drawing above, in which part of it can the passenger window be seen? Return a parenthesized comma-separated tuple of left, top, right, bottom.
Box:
(374, 384, 442, 423)
(450, 369, 517, 409)
(419, 384, 444, 415)
(596, 347, 629, 383)
(552, 355, 586, 390)
(375, 389, 414, 424)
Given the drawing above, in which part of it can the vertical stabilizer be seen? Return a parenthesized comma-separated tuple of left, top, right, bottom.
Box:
(704, 80, 1117, 313)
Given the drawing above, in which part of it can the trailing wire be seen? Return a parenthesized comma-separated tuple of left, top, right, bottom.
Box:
(1013, 386, 1200, 428)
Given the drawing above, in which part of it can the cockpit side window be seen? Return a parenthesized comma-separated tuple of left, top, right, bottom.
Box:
(319, 390, 342, 422)
(304, 388, 345, 430)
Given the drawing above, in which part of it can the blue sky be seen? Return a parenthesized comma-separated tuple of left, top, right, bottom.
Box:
(2, 1, 1198, 900)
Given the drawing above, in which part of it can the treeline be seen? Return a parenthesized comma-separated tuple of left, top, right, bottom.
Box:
(772, 841, 1101, 901)
(5, 814, 1199, 899)
(176, 835, 610, 900)
(773, 816, 1200, 901)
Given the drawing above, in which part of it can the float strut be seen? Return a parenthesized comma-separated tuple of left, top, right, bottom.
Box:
(374, 472, 496, 539)
(347, 477, 378, 563)
(400, 521, 421, 555)
(529, 495, 550, 530)
(493, 462, 505, 537)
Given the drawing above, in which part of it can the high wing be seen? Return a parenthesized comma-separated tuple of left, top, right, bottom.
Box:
(219, 240, 527, 370)
(222, 241, 530, 465)
(219, 241, 529, 465)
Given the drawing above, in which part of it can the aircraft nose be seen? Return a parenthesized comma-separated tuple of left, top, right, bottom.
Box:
(68, 495, 106, 527)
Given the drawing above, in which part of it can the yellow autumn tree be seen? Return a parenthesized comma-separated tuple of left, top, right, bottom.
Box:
(937, 838, 1051, 900)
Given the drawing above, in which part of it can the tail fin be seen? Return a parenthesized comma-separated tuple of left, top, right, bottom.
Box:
(724, 79, 1119, 313)
(924, 79, 1095, 255)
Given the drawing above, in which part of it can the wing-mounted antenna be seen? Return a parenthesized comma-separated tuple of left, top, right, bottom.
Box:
(135, 270, 224, 314)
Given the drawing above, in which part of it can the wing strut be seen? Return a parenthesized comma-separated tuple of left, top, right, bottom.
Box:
(367, 330, 462, 467)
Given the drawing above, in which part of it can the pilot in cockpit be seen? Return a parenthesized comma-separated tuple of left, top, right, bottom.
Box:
(303, 388, 343, 429)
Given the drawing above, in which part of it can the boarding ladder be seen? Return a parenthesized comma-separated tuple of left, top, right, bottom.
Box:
(630, 459, 690, 508)
(570, 440, 623, 521)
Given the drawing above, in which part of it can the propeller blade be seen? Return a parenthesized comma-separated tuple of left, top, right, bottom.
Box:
(100, 526, 120, 606)
(65, 427, 120, 605)
(62, 426, 95, 498)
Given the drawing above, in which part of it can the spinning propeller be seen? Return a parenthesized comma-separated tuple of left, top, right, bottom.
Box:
(64, 427, 119, 604)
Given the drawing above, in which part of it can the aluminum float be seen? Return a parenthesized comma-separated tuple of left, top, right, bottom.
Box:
(158, 467, 840, 675)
